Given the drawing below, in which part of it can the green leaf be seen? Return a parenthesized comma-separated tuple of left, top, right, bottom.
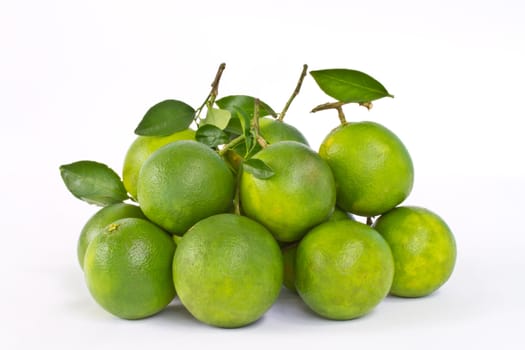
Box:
(59, 161, 128, 206)
(244, 142, 262, 159)
(202, 108, 231, 130)
(310, 69, 393, 103)
(233, 106, 250, 134)
(216, 95, 276, 118)
(233, 107, 253, 156)
(135, 99, 195, 136)
(218, 96, 276, 139)
(242, 159, 275, 179)
(195, 124, 229, 148)
(224, 117, 243, 135)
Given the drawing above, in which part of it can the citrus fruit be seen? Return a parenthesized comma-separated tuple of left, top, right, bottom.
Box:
(373, 206, 457, 297)
(282, 208, 356, 293)
(122, 129, 195, 199)
(240, 141, 336, 242)
(259, 117, 309, 145)
(295, 220, 394, 320)
(319, 121, 414, 216)
(84, 218, 176, 319)
(137, 140, 235, 234)
(77, 203, 146, 269)
(172, 213, 283, 328)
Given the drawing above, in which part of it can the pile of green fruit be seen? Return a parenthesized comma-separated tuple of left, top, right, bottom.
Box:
(60, 64, 456, 328)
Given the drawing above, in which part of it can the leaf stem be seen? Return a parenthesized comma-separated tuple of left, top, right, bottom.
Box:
(311, 101, 346, 113)
(252, 98, 268, 148)
(311, 101, 349, 125)
(208, 62, 226, 107)
(359, 101, 374, 110)
(219, 134, 245, 156)
(279, 64, 308, 122)
(336, 106, 347, 125)
(194, 63, 227, 125)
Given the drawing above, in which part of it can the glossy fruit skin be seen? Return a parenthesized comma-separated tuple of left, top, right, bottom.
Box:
(280, 208, 353, 292)
(77, 203, 146, 269)
(137, 140, 235, 234)
(122, 129, 195, 200)
(319, 121, 414, 217)
(172, 214, 283, 328)
(373, 206, 457, 297)
(240, 141, 336, 242)
(295, 220, 394, 320)
(84, 218, 176, 320)
(259, 117, 309, 145)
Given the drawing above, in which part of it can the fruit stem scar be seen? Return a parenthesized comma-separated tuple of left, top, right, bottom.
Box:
(107, 223, 120, 233)
(279, 64, 308, 122)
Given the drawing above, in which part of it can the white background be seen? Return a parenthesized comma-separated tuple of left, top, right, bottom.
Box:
(1, 0, 525, 349)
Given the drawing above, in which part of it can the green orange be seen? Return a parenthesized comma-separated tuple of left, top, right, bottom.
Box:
(122, 129, 195, 199)
(373, 206, 457, 297)
(259, 117, 309, 145)
(319, 121, 414, 216)
(240, 141, 336, 242)
(295, 220, 394, 320)
(173, 214, 283, 328)
(137, 140, 235, 234)
(84, 218, 175, 319)
(282, 208, 356, 293)
(77, 203, 146, 269)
